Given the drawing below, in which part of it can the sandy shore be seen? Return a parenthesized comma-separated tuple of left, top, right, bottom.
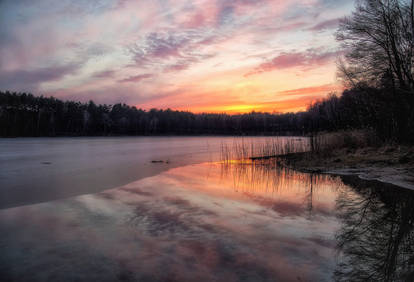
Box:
(278, 146, 414, 190)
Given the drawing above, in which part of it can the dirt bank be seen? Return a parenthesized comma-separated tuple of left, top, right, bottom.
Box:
(278, 146, 414, 190)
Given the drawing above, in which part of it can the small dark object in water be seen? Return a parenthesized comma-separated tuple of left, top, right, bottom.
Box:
(41, 162, 52, 165)
(250, 155, 276, 160)
(151, 160, 164, 163)
(334, 158, 341, 163)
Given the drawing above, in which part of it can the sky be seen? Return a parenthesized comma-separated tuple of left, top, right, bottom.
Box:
(0, 0, 355, 113)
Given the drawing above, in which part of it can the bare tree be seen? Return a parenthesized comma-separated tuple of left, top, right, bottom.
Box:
(337, 0, 414, 91)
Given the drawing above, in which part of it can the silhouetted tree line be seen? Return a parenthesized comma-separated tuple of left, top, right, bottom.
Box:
(0, 91, 305, 137)
(0, 87, 413, 142)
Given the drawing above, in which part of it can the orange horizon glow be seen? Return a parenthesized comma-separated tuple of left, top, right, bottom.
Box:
(172, 101, 309, 114)
(137, 83, 343, 114)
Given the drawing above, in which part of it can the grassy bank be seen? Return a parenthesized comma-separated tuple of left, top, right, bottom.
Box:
(280, 145, 414, 172)
(279, 131, 414, 189)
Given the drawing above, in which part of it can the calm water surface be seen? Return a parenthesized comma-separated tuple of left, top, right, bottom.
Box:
(0, 159, 413, 281)
(0, 136, 307, 208)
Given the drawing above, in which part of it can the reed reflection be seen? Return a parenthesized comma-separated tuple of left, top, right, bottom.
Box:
(218, 159, 343, 218)
(334, 177, 414, 282)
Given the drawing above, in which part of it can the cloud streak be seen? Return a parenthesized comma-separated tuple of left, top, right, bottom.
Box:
(118, 74, 154, 83)
(246, 49, 340, 76)
(308, 18, 341, 31)
(277, 84, 342, 97)
(0, 64, 81, 91)
(129, 30, 219, 73)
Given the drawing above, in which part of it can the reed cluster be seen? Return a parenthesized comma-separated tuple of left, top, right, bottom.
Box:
(220, 138, 310, 163)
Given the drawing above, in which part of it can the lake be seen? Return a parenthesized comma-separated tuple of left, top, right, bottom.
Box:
(0, 137, 413, 281)
(0, 136, 307, 209)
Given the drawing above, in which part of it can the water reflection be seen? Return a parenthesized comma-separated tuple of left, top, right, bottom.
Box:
(218, 160, 342, 219)
(334, 176, 414, 282)
(0, 161, 413, 281)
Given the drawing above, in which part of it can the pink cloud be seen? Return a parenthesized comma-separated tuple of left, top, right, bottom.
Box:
(172, 0, 220, 29)
(164, 62, 192, 73)
(308, 18, 341, 31)
(261, 53, 308, 70)
(118, 74, 153, 83)
(179, 11, 207, 29)
(0, 63, 81, 92)
(246, 49, 339, 76)
(92, 70, 115, 79)
(129, 30, 219, 73)
(277, 84, 342, 97)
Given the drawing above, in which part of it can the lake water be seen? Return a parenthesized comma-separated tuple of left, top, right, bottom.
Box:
(0, 136, 307, 209)
(0, 137, 413, 281)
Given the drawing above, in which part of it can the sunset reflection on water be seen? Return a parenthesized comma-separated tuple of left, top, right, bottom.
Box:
(0, 160, 413, 281)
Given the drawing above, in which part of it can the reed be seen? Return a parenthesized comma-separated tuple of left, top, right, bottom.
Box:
(220, 137, 310, 163)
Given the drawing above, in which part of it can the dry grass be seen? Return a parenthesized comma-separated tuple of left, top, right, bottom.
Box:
(279, 145, 414, 172)
(310, 129, 377, 155)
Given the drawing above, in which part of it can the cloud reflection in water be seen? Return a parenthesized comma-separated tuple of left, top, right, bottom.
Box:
(1, 161, 412, 281)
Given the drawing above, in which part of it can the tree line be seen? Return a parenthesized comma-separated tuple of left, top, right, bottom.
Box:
(306, 86, 414, 143)
(0, 91, 306, 137)
(1, 86, 412, 143)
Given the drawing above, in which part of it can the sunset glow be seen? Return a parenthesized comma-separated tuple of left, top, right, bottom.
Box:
(0, 0, 353, 113)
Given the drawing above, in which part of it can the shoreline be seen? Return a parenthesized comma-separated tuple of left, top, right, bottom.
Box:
(313, 166, 413, 190)
(277, 146, 414, 190)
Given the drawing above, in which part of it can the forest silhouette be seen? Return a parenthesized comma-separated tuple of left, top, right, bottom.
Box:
(1, 86, 412, 142)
